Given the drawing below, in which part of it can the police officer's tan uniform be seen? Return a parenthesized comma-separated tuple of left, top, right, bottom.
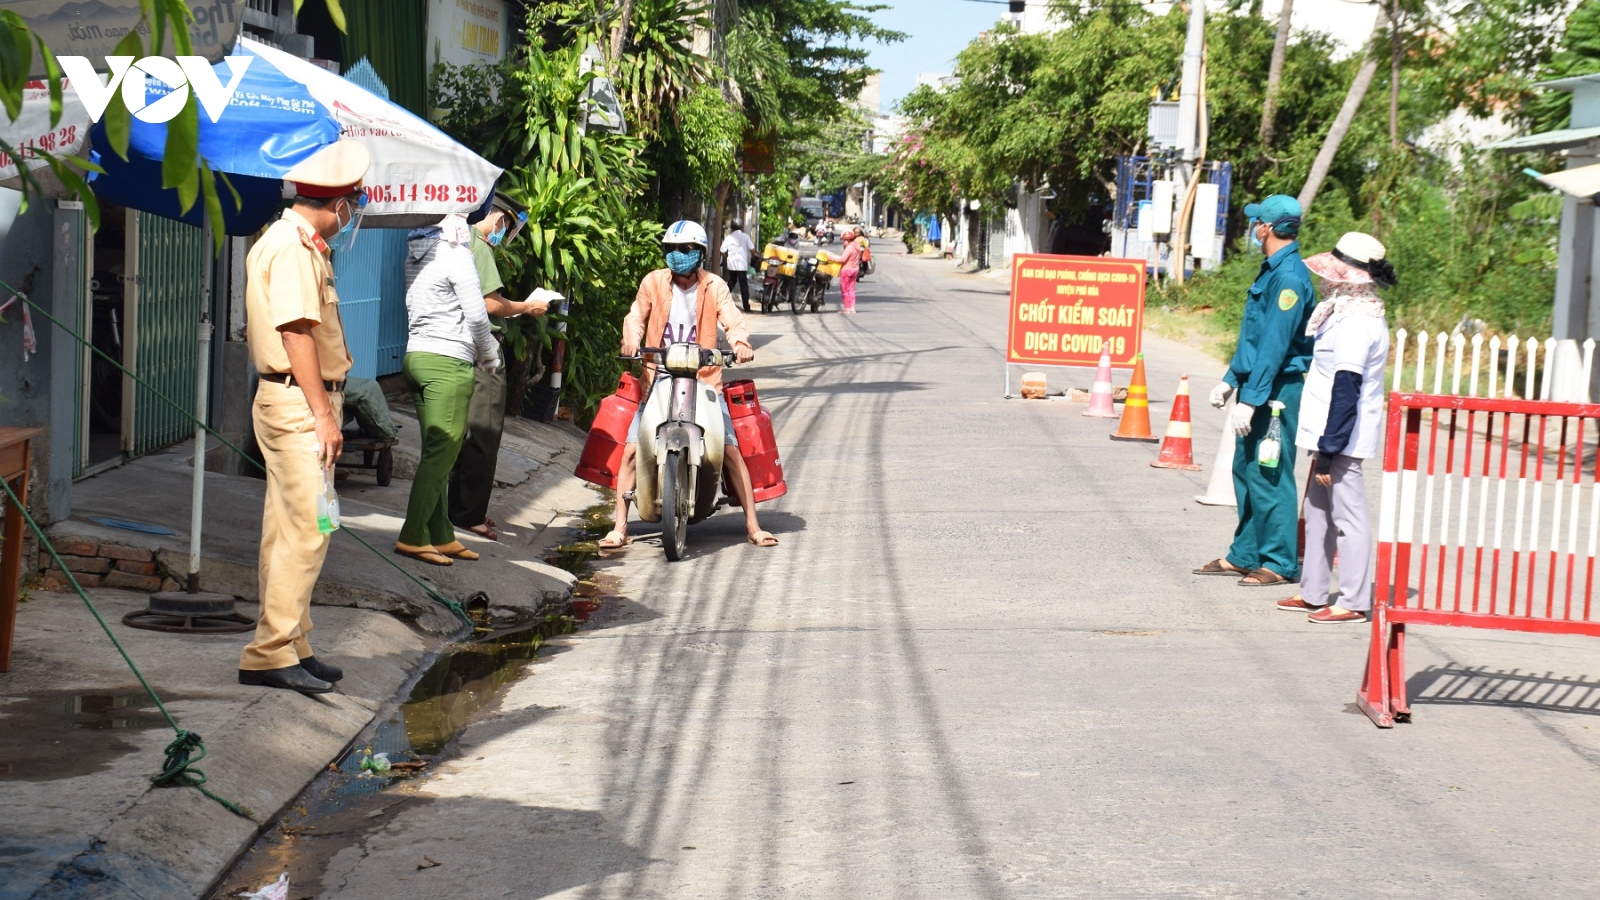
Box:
(240, 143, 368, 674)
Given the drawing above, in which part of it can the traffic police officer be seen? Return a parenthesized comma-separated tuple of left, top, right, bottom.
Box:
(239, 140, 371, 694)
(1195, 194, 1318, 587)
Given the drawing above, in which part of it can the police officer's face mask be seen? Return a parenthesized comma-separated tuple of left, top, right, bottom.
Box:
(1248, 220, 1267, 253)
(487, 213, 509, 247)
(331, 193, 368, 253)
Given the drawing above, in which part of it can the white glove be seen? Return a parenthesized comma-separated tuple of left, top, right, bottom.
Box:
(1209, 381, 1233, 409)
(1229, 402, 1256, 437)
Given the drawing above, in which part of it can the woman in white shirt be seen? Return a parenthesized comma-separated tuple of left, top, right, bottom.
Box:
(1275, 232, 1397, 623)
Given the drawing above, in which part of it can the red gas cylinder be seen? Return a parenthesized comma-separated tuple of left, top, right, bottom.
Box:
(575, 373, 644, 489)
(722, 379, 787, 504)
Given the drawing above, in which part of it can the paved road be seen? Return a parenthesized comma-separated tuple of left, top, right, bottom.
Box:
(314, 251, 1600, 898)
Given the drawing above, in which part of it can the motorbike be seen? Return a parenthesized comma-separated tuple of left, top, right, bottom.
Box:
(807, 250, 841, 312)
(626, 344, 737, 561)
(758, 243, 798, 314)
(789, 254, 819, 314)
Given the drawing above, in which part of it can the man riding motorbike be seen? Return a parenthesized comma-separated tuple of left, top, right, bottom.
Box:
(598, 220, 780, 550)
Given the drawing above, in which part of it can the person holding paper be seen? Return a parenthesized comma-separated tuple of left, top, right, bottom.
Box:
(448, 193, 560, 541)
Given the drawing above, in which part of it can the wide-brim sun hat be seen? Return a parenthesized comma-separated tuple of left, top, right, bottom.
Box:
(1305, 231, 1388, 285)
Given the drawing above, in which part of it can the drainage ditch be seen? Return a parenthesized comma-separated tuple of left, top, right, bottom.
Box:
(208, 500, 627, 898)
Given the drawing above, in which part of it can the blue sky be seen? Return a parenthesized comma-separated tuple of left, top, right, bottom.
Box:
(863, 0, 1007, 115)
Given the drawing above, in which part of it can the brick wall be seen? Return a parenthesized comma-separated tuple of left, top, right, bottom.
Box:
(38, 538, 182, 595)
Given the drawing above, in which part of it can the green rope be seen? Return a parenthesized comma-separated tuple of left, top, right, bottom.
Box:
(0, 475, 253, 819)
(153, 730, 253, 818)
(9, 287, 471, 626)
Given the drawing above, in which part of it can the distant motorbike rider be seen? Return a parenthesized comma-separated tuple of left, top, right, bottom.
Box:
(598, 220, 780, 550)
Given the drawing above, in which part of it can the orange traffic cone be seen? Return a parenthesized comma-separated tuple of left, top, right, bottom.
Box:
(1082, 347, 1117, 418)
(1151, 375, 1202, 470)
(1110, 354, 1158, 442)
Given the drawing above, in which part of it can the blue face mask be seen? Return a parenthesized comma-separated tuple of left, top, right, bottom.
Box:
(666, 248, 702, 275)
(1248, 220, 1265, 253)
(488, 225, 508, 247)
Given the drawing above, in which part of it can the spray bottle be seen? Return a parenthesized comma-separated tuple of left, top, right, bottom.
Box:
(1257, 401, 1286, 468)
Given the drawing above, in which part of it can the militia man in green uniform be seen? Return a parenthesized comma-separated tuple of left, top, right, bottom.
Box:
(449, 193, 555, 540)
(1195, 194, 1318, 587)
(239, 140, 371, 694)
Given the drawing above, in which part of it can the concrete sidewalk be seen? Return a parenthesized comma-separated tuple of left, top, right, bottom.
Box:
(2, 590, 430, 900)
(51, 414, 595, 632)
(2, 415, 602, 899)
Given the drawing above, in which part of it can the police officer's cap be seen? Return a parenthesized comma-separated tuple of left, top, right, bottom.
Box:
(490, 191, 525, 217)
(286, 140, 371, 199)
(1242, 194, 1302, 226)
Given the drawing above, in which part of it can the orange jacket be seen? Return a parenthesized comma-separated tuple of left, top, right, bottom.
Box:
(622, 268, 751, 387)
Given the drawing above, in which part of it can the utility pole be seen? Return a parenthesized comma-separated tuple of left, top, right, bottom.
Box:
(1171, 0, 1206, 283)
(1175, 1, 1205, 174)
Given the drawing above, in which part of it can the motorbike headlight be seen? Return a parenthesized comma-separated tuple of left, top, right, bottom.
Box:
(665, 343, 702, 375)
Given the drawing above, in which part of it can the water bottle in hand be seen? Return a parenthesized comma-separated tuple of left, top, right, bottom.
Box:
(315, 445, 341, 534)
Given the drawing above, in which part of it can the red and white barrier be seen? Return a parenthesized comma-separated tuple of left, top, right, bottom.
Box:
(1360, 389, 1600, 727)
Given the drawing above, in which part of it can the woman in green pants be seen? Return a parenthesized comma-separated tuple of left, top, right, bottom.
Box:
(396, 215, 500, 566)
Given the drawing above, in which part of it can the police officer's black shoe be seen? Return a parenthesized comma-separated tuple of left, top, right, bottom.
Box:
(298, 655, 343, 683)
(238, 665, 334, 694)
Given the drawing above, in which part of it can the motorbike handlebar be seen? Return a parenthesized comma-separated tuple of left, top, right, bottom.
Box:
(618, 347, 745, 367)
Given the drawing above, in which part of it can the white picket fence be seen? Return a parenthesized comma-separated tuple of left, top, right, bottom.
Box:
(1389, 330, 1597, 402)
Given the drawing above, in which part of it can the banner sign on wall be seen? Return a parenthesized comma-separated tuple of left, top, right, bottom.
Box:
(428, 0, 510, 68)
(0, 0, 242, 76)
(1006, 254, 1146, 370)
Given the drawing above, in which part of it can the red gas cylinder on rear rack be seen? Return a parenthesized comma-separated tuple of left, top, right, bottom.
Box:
(721, 379, 787, 504)
(574, 372, 644, 489)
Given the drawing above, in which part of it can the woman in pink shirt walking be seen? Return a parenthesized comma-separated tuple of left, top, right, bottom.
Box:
(838, 228, 863, 314)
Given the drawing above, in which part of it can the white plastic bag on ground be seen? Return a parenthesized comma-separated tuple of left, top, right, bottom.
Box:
(238, 873, 289, 900)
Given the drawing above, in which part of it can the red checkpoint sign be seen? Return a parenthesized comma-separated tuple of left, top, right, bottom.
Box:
(1006, 254, 1146, 369)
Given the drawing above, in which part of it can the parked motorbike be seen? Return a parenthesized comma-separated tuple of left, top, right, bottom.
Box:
(790, 254, 819, 314)
(626, 344, 734, 561)
(758, 243, 798, 314)
(808, 250, 842, 312)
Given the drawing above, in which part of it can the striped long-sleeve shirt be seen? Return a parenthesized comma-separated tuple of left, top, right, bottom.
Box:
(403, 228, 498, 365)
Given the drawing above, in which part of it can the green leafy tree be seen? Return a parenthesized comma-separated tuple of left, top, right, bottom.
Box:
(738, 0, 903, 124)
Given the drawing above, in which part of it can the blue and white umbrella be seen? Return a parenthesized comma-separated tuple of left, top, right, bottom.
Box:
(9, 36, 501, 234)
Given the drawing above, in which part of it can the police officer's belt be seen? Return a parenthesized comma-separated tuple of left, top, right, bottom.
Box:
(260, 372, 347, 393)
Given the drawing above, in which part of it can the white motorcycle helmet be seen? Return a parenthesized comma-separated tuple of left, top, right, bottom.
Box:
(662, 219, 709, 251)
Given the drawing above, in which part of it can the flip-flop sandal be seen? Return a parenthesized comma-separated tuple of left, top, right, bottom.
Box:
(598, 530, 630, 550)
(1193, 558, 1249, 576)
(748, 531, 779, 547)
(468, 522, 499, 541)
(394, 543, 453, 566)
(434, 541, 480, 561)
(1238, 568, 1293, 587)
